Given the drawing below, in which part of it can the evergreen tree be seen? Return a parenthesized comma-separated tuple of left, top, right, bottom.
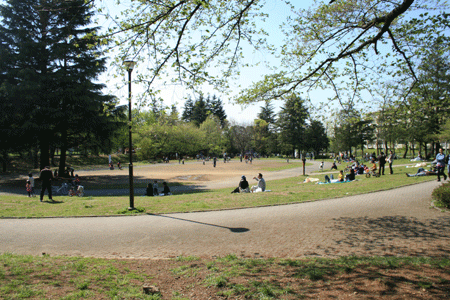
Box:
(181, 96, 194, 122)
(209, 95, 227, 127)
(258, 101, 276, 125)
(0, 0, 117, 170)
(305, 120, 329, 156)
(277, 95, 309, 157)
(191, 94, 209, 126)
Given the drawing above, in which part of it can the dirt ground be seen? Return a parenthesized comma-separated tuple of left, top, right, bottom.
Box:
(81, 159, 293, 182)
(1, 159, 300, 189)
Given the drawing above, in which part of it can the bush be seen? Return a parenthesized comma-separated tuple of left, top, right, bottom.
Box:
(432, 182, 450, 208)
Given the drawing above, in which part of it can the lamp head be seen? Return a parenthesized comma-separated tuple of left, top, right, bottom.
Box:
(123, 60, 136, 71)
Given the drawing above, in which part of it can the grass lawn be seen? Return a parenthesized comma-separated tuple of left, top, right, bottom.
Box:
(0, 166, 435, 218)
(1, 253, 449, 299)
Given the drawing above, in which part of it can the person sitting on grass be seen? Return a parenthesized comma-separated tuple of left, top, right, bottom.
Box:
(251, 173, 266, 193)
(345, 168, 356, 181)
(144, 183, 154, 196)
(231, 176, 250, 193)
(331, 162, 338, 170)
(338, 170, 344, 182)
(162, 182, 171, 196)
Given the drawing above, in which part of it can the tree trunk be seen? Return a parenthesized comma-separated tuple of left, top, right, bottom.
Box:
(39, 134, 50, 170)
(403, 143, 409, 159)
(59, 128, 68, 177)
(50, 145, 56, 166)
(1, 150, 8, 172)
(424, 143, 429, 160)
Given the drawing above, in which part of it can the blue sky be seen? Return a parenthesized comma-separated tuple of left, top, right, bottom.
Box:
(96, 0, 326, 124)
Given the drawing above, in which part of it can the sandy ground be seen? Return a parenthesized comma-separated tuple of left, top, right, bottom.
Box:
(76, 159, 302, 183)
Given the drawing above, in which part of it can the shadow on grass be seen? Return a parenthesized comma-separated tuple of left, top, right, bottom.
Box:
(150, 214, 250, 233)
(322, 215, 450, 257)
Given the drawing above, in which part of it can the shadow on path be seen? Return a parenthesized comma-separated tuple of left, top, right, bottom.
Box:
(319, 215, 450, 257)
(150, 213, 250, 233)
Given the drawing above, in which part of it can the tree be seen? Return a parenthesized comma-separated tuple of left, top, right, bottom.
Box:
(0, 0, 118, 171)
(277, 95, 309, 157)
(332, 109, 375, 157)
(182, 94, 227, 127)
(199, 115, 226, 155)
(226, 123, 253, 157)
(305, 120, 329, 157)
(103, 0, 448, 107)
(209, 95, 227, 128)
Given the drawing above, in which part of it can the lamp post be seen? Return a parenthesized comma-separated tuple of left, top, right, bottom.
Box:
(123, 60, 136, 210)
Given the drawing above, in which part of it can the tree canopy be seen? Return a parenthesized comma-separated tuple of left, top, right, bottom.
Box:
(101, 0, 449, 109)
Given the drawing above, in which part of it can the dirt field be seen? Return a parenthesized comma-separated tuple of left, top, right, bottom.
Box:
(1, 159, 303, 189)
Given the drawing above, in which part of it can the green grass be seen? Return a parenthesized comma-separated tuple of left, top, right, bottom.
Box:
(1, 253, 449, 299)
(0, 166, 435, 218)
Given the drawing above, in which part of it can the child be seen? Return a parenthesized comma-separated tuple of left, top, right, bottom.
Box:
(28, 173, 35, 196)
(26, 180, 33, 197)
(338, 170, 344, 182)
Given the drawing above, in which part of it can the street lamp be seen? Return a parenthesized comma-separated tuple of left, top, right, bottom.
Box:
(123, 60, 136, 210)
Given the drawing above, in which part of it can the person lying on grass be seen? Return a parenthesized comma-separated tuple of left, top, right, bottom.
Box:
(406, 167, 437, 177)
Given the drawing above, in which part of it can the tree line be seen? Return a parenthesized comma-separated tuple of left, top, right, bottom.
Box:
(130, 94, 329, 161)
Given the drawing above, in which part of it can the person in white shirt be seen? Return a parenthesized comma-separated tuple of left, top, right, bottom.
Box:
(251, 173, 266, 193)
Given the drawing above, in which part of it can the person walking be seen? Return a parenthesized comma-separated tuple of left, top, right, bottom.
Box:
(213, 157, 217, 168)
(39, 166, 54, 202)
(436, 148, 447, 182)
(378, 152, 386, 176)
(388, 150, 395, 174)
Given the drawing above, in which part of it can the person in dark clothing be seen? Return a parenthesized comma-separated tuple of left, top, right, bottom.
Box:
(231, 176, 250, 193)
(378, 152, 386, 176)
(144, 183, 154, 196)
(39, 166, 54, 202)
(162, 182, 171, 195)
(330, 162, 338, 170)
(345, 168, 355, 181)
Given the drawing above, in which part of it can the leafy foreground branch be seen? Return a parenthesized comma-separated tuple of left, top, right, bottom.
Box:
(1, 253, 449, 299)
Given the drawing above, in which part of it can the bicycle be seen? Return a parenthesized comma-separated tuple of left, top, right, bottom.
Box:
(52, 182, 70, 195)
(68, 185, 84, 197)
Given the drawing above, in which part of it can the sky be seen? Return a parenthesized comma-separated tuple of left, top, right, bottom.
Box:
(96, 0, 327, 124)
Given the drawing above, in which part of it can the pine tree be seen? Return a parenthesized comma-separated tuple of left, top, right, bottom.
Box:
(181, 96, 194, 122)
(0, 0, 117, 170)
(258, 101, 276, 125)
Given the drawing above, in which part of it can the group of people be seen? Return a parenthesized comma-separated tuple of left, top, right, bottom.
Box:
(144, 180, 171, 196)
(231, 173, 266, 193)
(407, 148, 449, 181)
(29, 166, 81, 202)
(109, 160, 122, 170)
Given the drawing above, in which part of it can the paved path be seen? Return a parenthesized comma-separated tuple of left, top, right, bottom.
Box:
(1, 180, 449, 259)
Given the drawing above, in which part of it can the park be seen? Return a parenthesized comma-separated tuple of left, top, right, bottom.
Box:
(1, 156, 450, 298)
(2, 0, 450, 298)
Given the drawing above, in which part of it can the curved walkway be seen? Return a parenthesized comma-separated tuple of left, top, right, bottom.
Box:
(1, 180, 449, 259)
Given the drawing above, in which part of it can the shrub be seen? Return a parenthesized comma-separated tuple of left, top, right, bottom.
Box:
(432, 182, 450, 208)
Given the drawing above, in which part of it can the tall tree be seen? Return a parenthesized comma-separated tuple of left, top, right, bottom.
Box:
(277, 95, 309, 157)
(305, 120, 329, 157)
(209, 95, 227, 128)
(0, 0, 117, 171)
